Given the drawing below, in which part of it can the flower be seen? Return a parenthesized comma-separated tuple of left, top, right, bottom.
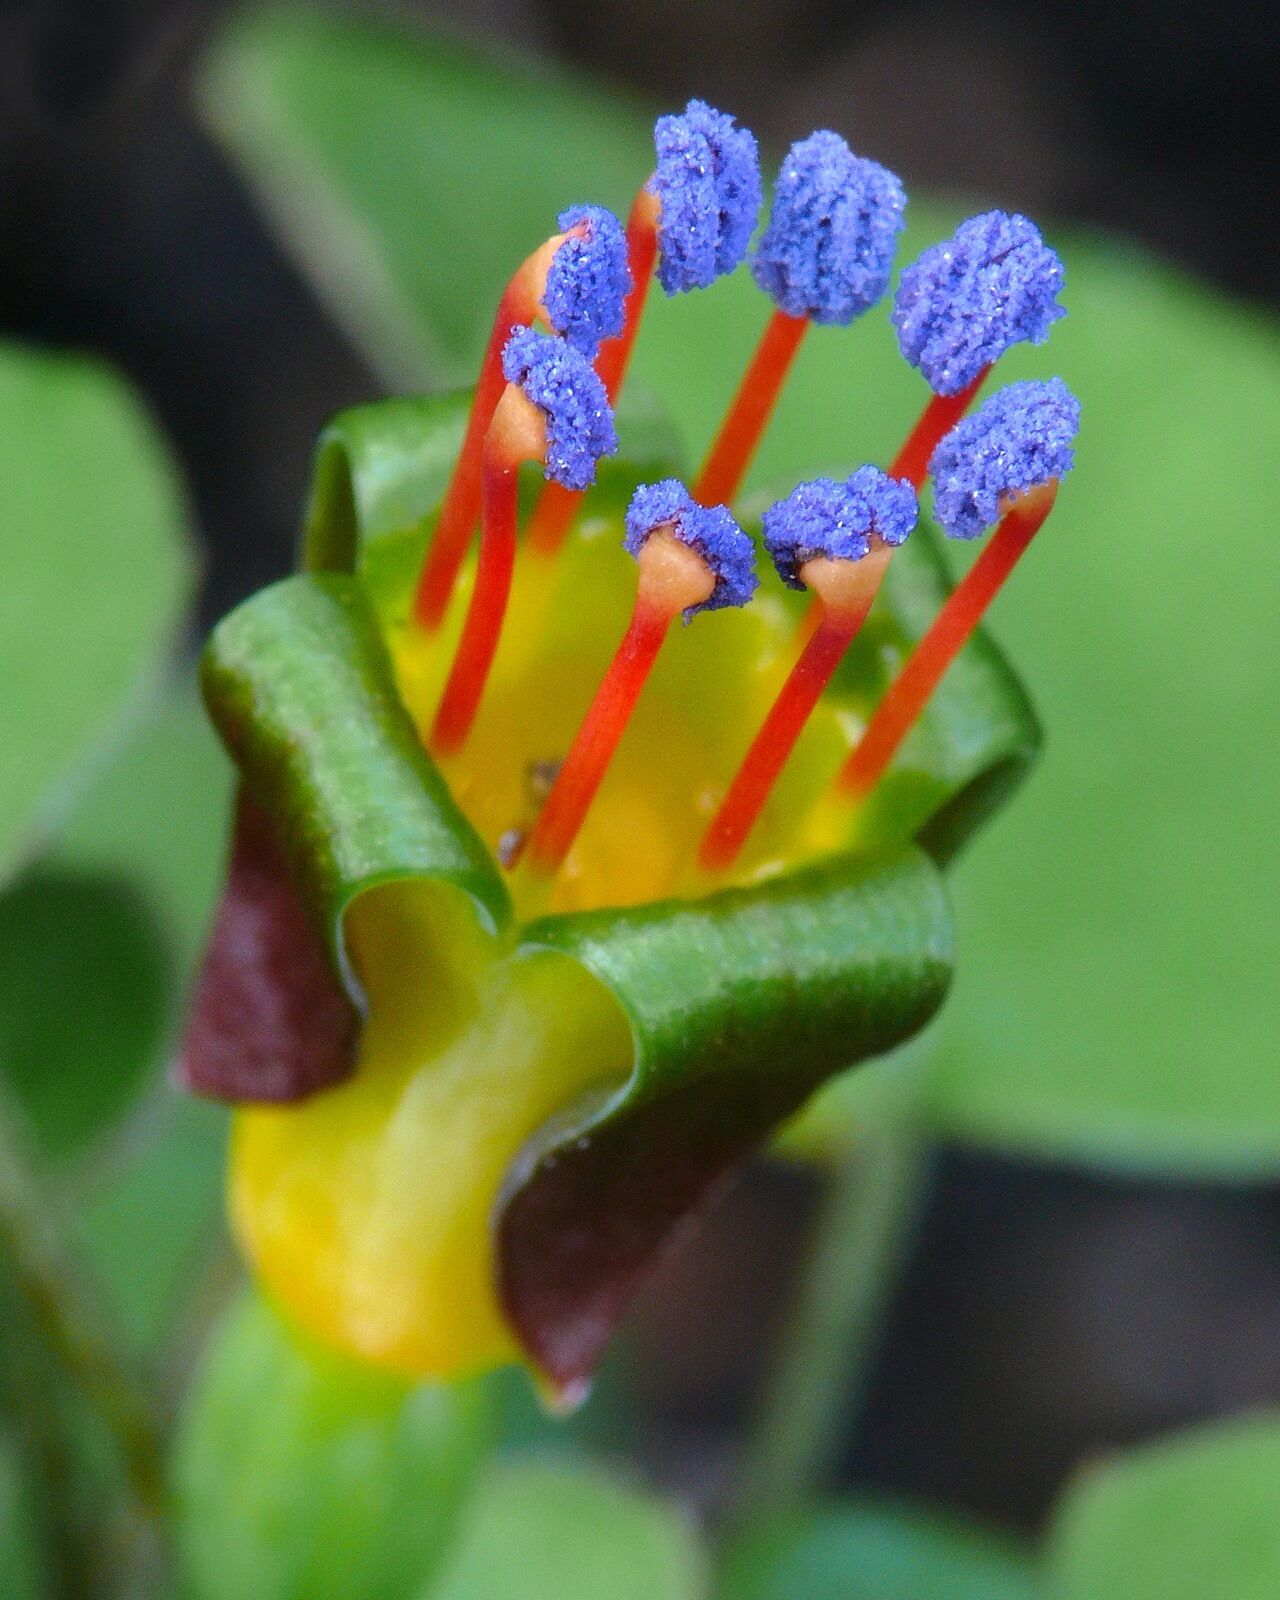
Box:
(181, 103, 1072, 1397)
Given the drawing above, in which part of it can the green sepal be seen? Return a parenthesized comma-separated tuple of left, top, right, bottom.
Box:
(200, 570, 510, 986)
(502, 848, 952, 1386)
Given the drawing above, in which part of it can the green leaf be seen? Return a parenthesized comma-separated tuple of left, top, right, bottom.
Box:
(74, 1097, 227, 1355)
(0, 872, 168, 1158)
(201, 571, 511, 965)
(201, 7, 653, 387)
(0, 342, 192, 887)
(1, 688, 231, 1163)
(1046, 1413, 1280, 1600)
(717, 1502, 1038, 1600)
(173, 1291, 493, 1600)
(0, 1437, 45, 1600)
(431, 1458, 705, 1600)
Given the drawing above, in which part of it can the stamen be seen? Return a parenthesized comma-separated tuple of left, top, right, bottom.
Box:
(593, 187, 662, 402)
(699, 470, 917, 869)
(529, 101, 760, 558)
(524, 481, 757, 876)
(695, 131, 906, 507)
(430, 329, 618, 756)
(887, 211, 1066, 489)
(414, 208, 626, 628)
(838, 378, 1080, 800)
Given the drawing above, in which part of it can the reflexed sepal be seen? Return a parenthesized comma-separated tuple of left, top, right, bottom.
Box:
(182, 571, 510, 1102)
(200, 572, 510, 962)
(179, 791, 359, 1102)
(504, 846, 952, 1389)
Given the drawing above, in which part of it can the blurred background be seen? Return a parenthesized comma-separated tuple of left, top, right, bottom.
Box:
(3, 0, 1279, 1573)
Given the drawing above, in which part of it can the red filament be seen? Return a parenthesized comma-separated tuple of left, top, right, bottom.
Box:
(430, 391, 546, 756)
(694, 309, 809, 507)
(699, 551, 889, 871)
(414, 231, 576, 629)
(524, 530, 715, 875)
(838, 482, 1058, 800)
(889, 367, 990, 491)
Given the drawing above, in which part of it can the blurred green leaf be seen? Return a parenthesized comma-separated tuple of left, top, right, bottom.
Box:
(0, 873, 168, 1158)
(1047, 1413, 1280, 1600)
(201, 3, 1280, 1177)
(717, 1502, 1037, 1600)
(431, 1458, 705, 1600)
(0, 688, 231, 1171)
(202, 5, 651, 387)
(74, 1096, 227, 1355)
(0, 343, 192, 888)
(54, 683, 233, 975)
(174, 1291, 492, 1600)
(0, 1437, 45, 1600)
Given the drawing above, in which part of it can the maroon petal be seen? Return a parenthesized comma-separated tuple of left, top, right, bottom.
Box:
(177, 792, 359, 1103)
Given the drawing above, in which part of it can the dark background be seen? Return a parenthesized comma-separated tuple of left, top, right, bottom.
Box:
(3, 0, 1277, 1535)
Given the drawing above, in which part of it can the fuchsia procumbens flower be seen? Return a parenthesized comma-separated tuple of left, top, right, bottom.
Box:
(181, 92, 1079, 1396)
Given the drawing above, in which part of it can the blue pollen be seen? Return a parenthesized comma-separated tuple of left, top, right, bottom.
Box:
(501, 326, 618, 492)
(929, 377, 1081, 540)
(752, 131, 907, 326)
(624, 479, 758, 619)
(650, 99, 762, 296)
(541, 204, 632, 357)
(892, 210, 1066, 396)
(763, 467, 918, 590)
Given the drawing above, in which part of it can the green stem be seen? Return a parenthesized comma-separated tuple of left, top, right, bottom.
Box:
(0, 1082, 169, 1590)
(736, 1119, 931, 1515)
